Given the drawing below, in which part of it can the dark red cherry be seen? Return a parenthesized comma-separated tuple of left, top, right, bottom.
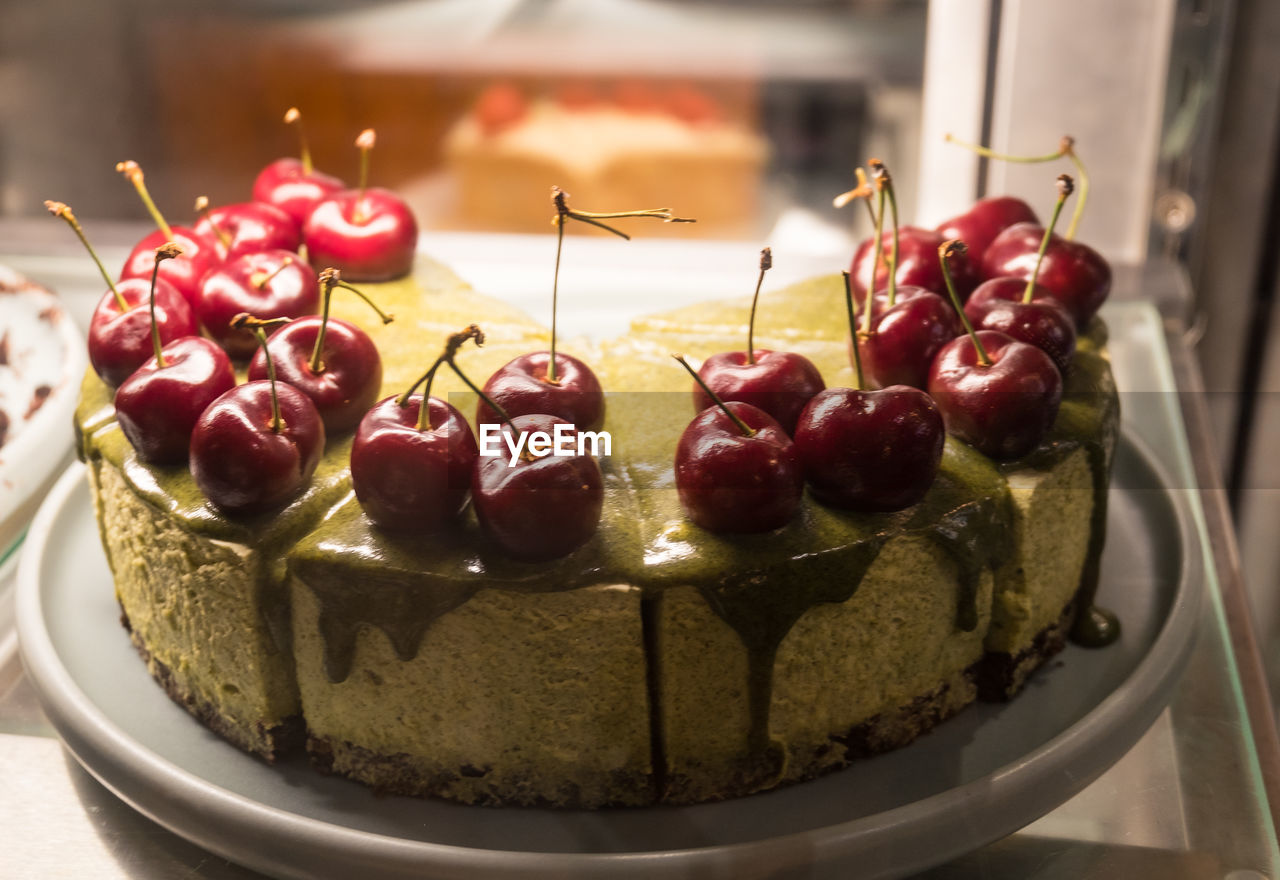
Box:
(675, 400, 803, 534)
(927, 329, 1063, 460)
(253, 158, 345, 229)
(196, 201, 300, 260)
(935, 196, 1038, 265)
(693, 350, 824, 435)
(303, 188, 417, 282)
(189, 380, 325, 515)
(849, 226, 980, 304)
(198, 250, 320, 359)
(471, 414, 604, 561)
(793, 386, 943, 511)
(87, 278, 196, 387)
(477, 352, 605, 432)
(119, 227, 221, 311)
(964, 277, 1077, 375)
(114, 337, 236, 464)
(247, 316, 381, 434)
(351, 395, 479, 532)
(981, 222, 1111, 327)
(856, 286, 962, 390)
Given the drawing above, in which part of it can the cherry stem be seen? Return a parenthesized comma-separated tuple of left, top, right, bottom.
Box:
(1024, 174, 1074, 304)
(284, 107, 313, 176)
(832, 167, 878, 230)
(194, 196, 232, 250)
(745, 247, 772, 365)
(548, 186, 696, 383)
(842, 271, 865, 391)
(397, 324, 494, 431)
(44, 200, 127, 311)
(939, 240, 990, 367)
(148, 243, 183, 367)
(231, 313, 291, 433)
(870, 159, 899, 306)
(354, 129, 375, 222)
(310, 268, 394, 374)
(862, 181, 887, 336)
(116, 161, 173, 240)
(253, 255, 294, 290)
(674, 353, 756, 437)
(943, 132, 1089, 240)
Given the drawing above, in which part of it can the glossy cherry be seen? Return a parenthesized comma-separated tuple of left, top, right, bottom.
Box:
(247, 269, 392, 434)
(694, 248, 825, 434)
(935, 195, 1038, 265)
(303, 129, 418, 282)
(189, 315, 325, 515)
(199, 249, 320, 358)
(115, 336, 236, 464)
(857, 286, 961, 391)
(850, 226, 979, 303)
(195, 198, 301, 259)
(252, 107, 345, 228)
(351, 326, 487, 532)
(478, 351, 605, 431)
(471, 414, 604, 561)
(795, 272, 943, 511)
(115, 161, 221, 310)
(352, 396, 478, 532)
(963, 278, 1076, 375)
(795, 387, 943, 511)
(928, 242, 1062, 460)
(675, 355, 803, 533)
(45, 201, 198, 387)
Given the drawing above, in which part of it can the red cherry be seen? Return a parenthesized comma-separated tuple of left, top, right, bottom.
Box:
(793, 385, 943, 511)
(118, 227, 221, 311)
(675, 400, 803, 534)
(856, 286, 961, 390)
(114, 337, 236, 463)
(850, 226, 980, 304)
(198, 250, 320, 358)
(351, 395, 479, 532)
(694, 351, 823, 435)
(478, 352, 605, 432)
(964, 277, 1077, 375)
(981, 222, 1110, 327)
(196, 200, 300, 259)
(247, 316, 381, 434)
(303, 188, 417, 282)
(253, 158, 346, 229)
(87, 278, 196, 387)
(935, 196, 1038, 264)
(927, 330, 1063, 460)
(474, 83, 528, 135)
(471, 414, 604, 561)
(189, 380, 325, 514)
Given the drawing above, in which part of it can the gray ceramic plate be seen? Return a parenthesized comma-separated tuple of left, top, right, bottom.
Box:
(17, 433, 1201, 880)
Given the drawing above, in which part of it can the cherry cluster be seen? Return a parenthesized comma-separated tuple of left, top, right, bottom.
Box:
(52, 108, 417, 514)
(349, 188, 693, 562)
(672, 148, 1110, 535)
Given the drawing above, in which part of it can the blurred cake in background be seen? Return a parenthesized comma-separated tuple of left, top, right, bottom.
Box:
(444, 80, 769, 237)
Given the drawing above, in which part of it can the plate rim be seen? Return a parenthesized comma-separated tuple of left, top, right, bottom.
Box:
(16, 432, 1204, 879)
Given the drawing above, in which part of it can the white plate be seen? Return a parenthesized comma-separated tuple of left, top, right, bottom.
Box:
(0, 265, 85, 562)
(16, 434, 1201, 880)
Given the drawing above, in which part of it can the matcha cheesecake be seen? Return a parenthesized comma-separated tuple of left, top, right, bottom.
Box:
(77, 257, 1118, 806)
